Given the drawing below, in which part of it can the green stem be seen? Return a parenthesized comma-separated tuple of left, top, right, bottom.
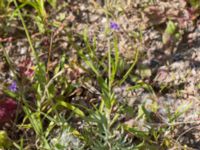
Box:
(13, 0, 39, 63)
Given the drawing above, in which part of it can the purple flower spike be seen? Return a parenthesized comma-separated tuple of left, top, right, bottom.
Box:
(110, 21, 120, 30)
(9, 81, 17, 92)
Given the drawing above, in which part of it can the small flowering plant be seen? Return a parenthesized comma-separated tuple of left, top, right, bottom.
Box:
(110, 21, 120, 30)
(8, 81, 17, 92)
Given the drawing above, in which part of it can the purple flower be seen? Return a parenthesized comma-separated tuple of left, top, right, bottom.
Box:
(9, 81, 17, 92)
(110, 22, 120, 30)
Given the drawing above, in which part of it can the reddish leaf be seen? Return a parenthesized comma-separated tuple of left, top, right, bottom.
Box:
(0, 98, 17, 125)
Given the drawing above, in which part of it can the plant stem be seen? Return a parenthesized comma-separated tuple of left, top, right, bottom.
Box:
(13, 0, 39, 63)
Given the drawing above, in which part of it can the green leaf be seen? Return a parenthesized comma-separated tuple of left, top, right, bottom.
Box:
(189, 0, 200, 9)
(175, 32, 181, 41)
(111, 37, 120, 84)
(123, 125, 148, 139)
(47, 0, 57, 8)
(169, 102, 192, 122)
(165, 21, 176, 35)
(0, 131, 12, 149)
(3, 89, 18, 99)
(78, 50, 100, 76)
(35, 16, 45, 33)
(138, 64, 152, 79)
(119, 47, 139, 85)
(0, 0, 5, 11)
(35, 62, 46, 86)
(162, 21, 180, 45)
(58, 101, 85, 117)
